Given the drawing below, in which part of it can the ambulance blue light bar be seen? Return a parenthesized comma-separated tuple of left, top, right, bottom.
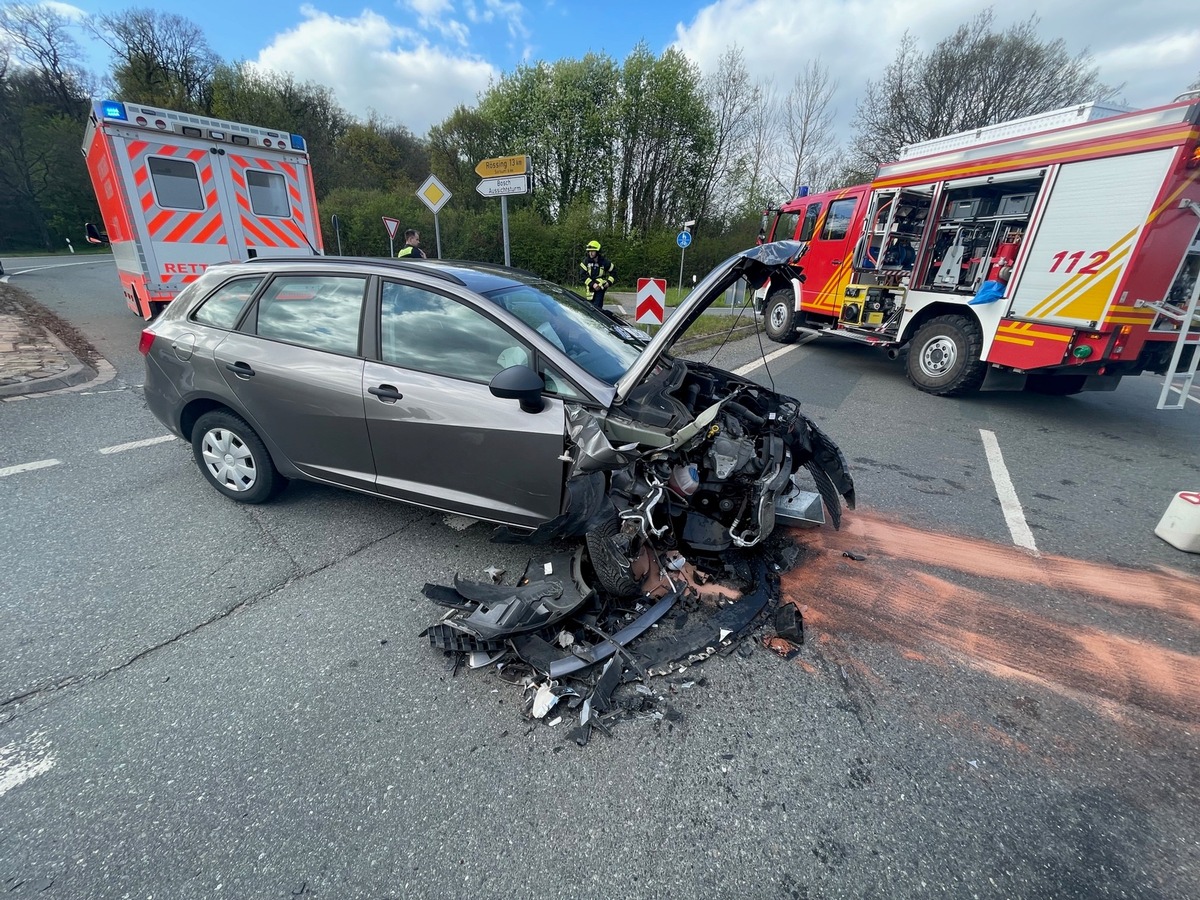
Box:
(290, 134, 306, 151)
(101, 100, 127, 121)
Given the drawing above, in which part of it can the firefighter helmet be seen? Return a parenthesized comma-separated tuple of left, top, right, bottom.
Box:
(586, 240, 601, 252)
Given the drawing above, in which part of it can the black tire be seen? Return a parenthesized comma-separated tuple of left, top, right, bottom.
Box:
(905, 314, 987, 396)
(191, 410, 282, 504)
(584, 515, 641, 600)
(763, 287, 798, 344)
(1024, 374, 1087, 396)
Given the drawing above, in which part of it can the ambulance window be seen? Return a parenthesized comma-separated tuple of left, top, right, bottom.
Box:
(798, 203, 823, 241)
(191, 277, 263, 330)
(247, 170, 290, 218)
(148, 157, 203, 210)
(820, 198, 856, 241)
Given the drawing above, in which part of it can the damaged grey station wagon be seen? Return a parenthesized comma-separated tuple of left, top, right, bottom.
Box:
(141, 241, 855, 593)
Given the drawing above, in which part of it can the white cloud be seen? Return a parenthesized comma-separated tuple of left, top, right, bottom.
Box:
(250, 6, 497, 135)
(673, 0, 1200, 129)
(404, 0, 470, 45)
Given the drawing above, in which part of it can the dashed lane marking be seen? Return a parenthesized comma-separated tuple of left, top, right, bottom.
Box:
(0, 459, 61, 478)
(98, 435, 177, 454)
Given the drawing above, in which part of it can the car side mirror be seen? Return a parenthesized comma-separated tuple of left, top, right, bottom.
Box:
(489, 365, 546, 414)
(85, 222, 109, 245)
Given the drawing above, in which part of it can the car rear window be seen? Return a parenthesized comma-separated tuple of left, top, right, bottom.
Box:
(190, 277, 263, 329)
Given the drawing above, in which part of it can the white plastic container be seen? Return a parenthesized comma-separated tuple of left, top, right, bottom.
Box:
(1154, 491, 1200, 553)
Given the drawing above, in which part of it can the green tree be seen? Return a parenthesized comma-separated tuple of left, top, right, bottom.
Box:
(209, 63, 351, 197)
(615, 46, 713, 234)
(0, 2, 95, 251)
(478, 54, 619, 221)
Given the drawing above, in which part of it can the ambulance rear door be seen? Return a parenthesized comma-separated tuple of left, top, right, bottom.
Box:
(112, 129, 238, 297)
(219, 148, 320, 259)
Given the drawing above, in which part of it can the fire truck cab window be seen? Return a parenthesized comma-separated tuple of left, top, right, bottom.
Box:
(821, 198, 856, 241)
(774, 212, 799, 241)
(798, 203, 823, 242)
(246, 170, 290, 218)
(147, 157, 203, 210)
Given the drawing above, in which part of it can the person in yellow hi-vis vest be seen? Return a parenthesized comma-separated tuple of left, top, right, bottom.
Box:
(397, 229, 426, 259)
(579, 240, 614, 310)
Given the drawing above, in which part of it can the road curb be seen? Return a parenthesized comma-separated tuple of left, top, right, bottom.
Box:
(0, 325, 96, 398)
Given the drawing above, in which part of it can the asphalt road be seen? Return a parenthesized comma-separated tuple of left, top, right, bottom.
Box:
(1, 254, 1197, 899)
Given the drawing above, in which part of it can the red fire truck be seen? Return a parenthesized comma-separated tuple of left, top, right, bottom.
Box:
(757, 96, 1200, 408)
(83, 99, 323, 319)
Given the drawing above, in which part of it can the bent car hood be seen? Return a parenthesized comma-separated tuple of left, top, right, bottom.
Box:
(614, 240, 806, 404)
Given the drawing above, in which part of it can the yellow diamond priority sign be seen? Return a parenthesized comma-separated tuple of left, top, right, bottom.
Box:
(417, 174, 451, 214)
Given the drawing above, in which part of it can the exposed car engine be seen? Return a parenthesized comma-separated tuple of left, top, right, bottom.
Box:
(559, 355, 855, 596)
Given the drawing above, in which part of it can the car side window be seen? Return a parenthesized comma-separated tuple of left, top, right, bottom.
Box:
(254, 275, 366, 356)
(191, 277, 263, 329)
(821, 198, 856, 241)
(381, 281, 529, 384)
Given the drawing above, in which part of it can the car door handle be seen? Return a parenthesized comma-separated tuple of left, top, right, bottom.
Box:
(368, 384, 403, 402)
(831, 259, 843, 265)
(225, 361, 255, 378)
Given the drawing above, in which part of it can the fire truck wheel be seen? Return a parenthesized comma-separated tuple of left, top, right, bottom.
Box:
(906, 314, 987, 396)
(1024, 373, 1087, 395)
(191, 410, 284, 504)
(763, 288, 798, 343)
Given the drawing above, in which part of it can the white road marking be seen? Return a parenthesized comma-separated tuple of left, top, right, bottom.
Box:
(98, 434, 177, 454)
(443, 515, 478, 531)
(0, 732, 56, 798)
(0, 458, 61, 478)
(979, 429, 1039, 554)
(1163, 381, 1200, 406)
(732, 344, 798, 377)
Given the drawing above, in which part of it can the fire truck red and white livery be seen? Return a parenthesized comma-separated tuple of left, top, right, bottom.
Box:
(757, 94, 1200, 409)
(83, 99, 324, 319)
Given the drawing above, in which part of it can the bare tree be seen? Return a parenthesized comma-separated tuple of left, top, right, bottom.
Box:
(0, 2, 90, 114)
(775, 59, 839, 199)
(696, 45, 758, 224)
(88, 8, 218, 112)
(849, 9, 1111, 173)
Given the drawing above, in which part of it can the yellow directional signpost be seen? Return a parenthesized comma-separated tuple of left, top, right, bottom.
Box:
(475, 155, 530, 266)
(475, 155, 528, 178)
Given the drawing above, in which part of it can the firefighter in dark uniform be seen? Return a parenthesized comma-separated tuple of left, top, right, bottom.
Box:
(580, 240, 614, 310)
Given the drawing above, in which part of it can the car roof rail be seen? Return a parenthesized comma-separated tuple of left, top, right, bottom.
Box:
(247, 255, 467, 286)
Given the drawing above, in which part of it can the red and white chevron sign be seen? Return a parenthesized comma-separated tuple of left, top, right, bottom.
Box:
(635, 277, 666, 325)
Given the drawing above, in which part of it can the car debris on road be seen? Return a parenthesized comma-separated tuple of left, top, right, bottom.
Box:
(420, 535, 806, 746)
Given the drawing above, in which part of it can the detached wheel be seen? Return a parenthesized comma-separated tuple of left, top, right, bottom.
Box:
(191, 410, 282, 503)
(905, 314, 987, 396)
(763, 288, 798, 344)
(1025, 374, 1087, 396)
(585, 515, 641, 600)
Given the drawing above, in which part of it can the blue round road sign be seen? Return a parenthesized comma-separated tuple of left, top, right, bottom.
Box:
(677, 231, 692, 249)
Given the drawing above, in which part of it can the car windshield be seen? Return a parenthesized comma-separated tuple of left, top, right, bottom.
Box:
(484, 281, 645, 384)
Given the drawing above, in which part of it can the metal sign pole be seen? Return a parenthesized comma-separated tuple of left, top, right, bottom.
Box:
(501, 196, 511, 267)
(434, 213, 443, 259)
(677, 246, 686, 302)
(388, 235, 394, 258)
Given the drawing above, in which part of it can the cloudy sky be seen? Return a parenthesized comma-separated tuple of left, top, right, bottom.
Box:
(52, 0, 1200, 135)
